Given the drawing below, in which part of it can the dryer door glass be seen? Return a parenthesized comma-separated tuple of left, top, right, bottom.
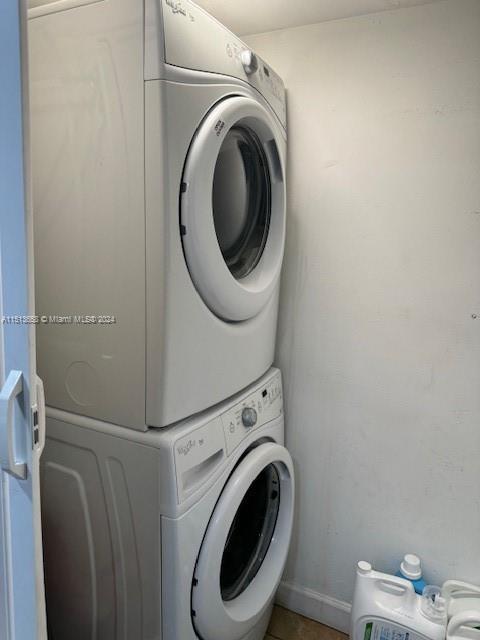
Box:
(220, 463, 279, 601)
(212, 126, 271, 280)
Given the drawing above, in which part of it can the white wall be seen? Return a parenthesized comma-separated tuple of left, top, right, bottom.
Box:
(246, 0, 480, 630)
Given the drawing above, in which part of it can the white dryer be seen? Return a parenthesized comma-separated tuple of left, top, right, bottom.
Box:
(40, 368, 294, 640)
(29, 0, 287, 430)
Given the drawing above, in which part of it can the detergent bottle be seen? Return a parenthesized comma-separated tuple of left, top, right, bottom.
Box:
(351, 561, 447, 640)
(443, 581, 480, 620)
(446, 611, 480, 640)
(442, 580, 480, 640)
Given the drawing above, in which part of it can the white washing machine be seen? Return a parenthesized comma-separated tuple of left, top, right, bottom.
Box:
(40, 368, 294, 640)
(29, 0, 287, 431)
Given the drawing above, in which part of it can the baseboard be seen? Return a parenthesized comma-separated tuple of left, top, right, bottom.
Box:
(276, 580, 352, 635)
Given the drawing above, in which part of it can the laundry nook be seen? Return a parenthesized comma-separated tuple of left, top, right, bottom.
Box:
(0, 1, 479, 640)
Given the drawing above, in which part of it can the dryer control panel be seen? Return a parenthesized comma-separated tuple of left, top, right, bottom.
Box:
(156, 0, 287, 129)
(172, 369, 283, 502)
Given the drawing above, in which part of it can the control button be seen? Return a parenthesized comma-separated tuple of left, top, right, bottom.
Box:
(241, 50, 258, 75)
(241, 406, 257, 428)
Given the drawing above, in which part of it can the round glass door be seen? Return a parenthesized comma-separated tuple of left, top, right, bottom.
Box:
(212, 126, 271, 281)
(181, 95, 286, 322)
(191, 443, 294, 640)
(220, 463, 279, 601)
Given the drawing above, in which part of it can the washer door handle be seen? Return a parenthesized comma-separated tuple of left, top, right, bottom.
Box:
(0, 370, 26, 479)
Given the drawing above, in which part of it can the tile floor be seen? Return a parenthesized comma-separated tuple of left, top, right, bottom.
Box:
(265, 606, 349, 640)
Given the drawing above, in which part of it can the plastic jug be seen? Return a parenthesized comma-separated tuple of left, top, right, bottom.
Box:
(447, 611, 480, 640)
(443, 581, 480, 619)
(351, 561, 447, 640)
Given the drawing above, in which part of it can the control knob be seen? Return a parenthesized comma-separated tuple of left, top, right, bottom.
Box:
(241, 406, 257, 428)
(241, 50, 258, 75)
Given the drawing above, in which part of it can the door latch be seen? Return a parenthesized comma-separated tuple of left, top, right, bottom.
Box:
(0, 370, 26, 479)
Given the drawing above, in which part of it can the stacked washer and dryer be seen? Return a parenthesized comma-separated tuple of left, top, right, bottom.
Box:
(29, 1, 294, 639)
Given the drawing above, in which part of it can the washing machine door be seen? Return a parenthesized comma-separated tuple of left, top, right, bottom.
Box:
(192, 442, 294, 640)
(181, 96, 286, 322)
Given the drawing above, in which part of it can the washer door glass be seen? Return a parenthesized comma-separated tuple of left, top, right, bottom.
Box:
(220, 463, 279, 601)
(212, 126, 271, 280)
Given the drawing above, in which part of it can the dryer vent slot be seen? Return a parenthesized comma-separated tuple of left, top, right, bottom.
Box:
(264, 139, 283, 182)
(182, 449, 224, 495)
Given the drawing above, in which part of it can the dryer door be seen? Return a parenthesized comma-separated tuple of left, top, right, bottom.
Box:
(192, 442, 294, 640)
(181, 96, 286, 322)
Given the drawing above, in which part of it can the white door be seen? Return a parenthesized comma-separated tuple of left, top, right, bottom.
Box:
(192, 442, 294, 640)
(181, 96, 287, 322)
(0, 2, 46, 638)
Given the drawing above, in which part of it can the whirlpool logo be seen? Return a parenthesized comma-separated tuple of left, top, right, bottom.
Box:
(165, 0, 186, 16)
(177, 439, 195, 456)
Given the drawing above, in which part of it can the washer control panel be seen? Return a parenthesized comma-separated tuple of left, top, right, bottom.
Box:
(241, 406, 257, 428)
(221, 371, 283, 455)
(172, 369, 283, 503)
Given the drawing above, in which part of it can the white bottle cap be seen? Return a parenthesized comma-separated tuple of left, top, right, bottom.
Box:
(358, 561, 372, 575)
(400, 554, 422, 580)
